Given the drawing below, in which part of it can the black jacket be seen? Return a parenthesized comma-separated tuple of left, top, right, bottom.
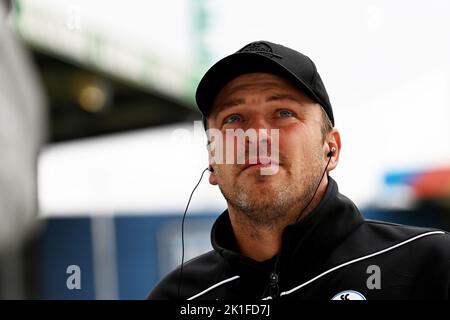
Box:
(148, 177, 450, 300)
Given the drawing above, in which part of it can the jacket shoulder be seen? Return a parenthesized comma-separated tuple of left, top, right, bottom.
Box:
(342, 219, 450, 260)
(362, 219, 449, 245)
(331, 219, 450, 262)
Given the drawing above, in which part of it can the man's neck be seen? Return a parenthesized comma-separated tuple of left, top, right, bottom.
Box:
(228, 176, 329, 262)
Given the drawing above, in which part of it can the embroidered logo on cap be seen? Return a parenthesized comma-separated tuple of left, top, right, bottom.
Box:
(331, 290, 367, 300)
(238, 42, 282, 59)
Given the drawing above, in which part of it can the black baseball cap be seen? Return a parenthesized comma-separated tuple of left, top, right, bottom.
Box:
(196, 40, 334, 126)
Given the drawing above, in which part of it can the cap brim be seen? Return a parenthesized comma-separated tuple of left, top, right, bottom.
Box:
(195, 52, 324, 117)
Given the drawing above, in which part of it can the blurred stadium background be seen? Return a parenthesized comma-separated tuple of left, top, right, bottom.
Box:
(1, 0, 449, 299)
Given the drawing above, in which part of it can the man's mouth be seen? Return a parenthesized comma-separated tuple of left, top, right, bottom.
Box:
(241, 156, 280, 172)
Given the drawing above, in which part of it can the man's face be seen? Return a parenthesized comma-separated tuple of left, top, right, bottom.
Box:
(207, 73, 334, 226)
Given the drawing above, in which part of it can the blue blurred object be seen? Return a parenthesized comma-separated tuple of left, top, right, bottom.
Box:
(384, 170, 422, 187)
(35, 213, 217, 299)
(36, 218, 95, 299)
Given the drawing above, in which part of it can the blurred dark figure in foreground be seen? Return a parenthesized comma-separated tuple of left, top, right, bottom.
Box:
(0, 0, 46, 299)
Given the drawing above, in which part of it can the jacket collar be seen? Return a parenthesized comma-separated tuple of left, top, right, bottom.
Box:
(210, 176, 364, 282)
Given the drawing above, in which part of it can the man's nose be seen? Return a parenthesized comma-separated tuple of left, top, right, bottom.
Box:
(245, 116, 274, 148)
(246, 114, 273, 131)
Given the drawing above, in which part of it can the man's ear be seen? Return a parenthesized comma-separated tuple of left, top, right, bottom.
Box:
(205, 119, 220, 186)
(209, 165, 218, 185)
(324, 128, 341, 171)
(207, 149, 219, 185)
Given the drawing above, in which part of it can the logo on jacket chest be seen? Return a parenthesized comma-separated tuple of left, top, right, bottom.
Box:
(331, 290, 367, 300)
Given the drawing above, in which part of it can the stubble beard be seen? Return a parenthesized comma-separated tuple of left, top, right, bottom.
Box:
(218, 150, 324, 230)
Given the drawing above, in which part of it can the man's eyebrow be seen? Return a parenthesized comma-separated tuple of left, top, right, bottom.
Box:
(265, 94, 304, 105)
(212, 98, 246, 118)
(212, 94, 304, 118)
(220, 98, 245, 109)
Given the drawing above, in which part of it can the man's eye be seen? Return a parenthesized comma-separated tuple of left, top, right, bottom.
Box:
(224, 114, 242, 123)
(278, 110, 294, 117)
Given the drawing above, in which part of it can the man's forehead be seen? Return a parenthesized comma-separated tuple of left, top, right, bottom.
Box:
(210, 73, 311, 115)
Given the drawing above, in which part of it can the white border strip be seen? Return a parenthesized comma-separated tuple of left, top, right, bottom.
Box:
(263, 230, 445, 299)
(187, 275, 240, 300)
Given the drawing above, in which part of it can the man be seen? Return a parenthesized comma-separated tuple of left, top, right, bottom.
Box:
(149, 41, 450, 300)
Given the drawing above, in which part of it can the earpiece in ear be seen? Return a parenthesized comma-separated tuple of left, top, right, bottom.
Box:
(327, 147, 336, 158)
(208, 166, 214, 172)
